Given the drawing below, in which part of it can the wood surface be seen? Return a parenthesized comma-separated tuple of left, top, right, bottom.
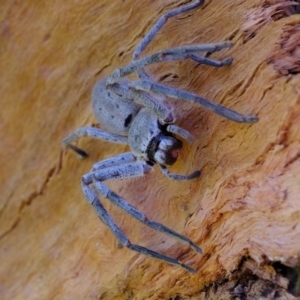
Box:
(0, 0, 299, 299)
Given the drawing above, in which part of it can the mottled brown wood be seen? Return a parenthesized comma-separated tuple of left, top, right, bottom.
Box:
(0, 0, 299, 299)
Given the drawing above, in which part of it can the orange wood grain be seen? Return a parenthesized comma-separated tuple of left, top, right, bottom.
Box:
(0, 0, 299, 299)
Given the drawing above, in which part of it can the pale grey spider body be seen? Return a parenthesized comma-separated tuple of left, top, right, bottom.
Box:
(63, 0, 258, 273)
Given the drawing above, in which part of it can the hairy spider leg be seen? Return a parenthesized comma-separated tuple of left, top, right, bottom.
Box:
(130, 80, 258, 124)
(189, 54, 233, 67)
(159, 165, 201, 181)
(166, 124, 194, 143)
(107, 42, 249, 123)
(133, 0, 204, 79)
(108, 41, 233, 84)
(82, 160, 202, 273)
(83, 184, 196, 273)
(108, 80, 172, 122)
(91, 152, 136, 171)
(62, 126, 127, 157)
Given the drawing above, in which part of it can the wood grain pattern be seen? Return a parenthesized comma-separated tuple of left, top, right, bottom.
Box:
(0, 0, 299, 299)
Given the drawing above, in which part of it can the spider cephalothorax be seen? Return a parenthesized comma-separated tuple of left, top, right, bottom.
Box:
(63, 0, 258, 273)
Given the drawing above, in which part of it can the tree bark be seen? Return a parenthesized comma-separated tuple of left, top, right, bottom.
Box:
(0, 0, 299, 299)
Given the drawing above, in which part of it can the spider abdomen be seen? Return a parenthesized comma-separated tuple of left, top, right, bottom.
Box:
(92, 78, 141, 136)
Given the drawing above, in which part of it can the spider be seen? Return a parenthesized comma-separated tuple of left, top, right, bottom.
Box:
(62, 0, 258, 273)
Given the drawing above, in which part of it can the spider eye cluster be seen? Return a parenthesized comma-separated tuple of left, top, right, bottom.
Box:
(154, 136, 182, 165)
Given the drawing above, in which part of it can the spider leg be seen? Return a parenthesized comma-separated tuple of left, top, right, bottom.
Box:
(82, 183, 196, 273)
(62, 126, 127, 158)
(166, 124, 194, 143)
(129, 80, 259, 124)
(109, 82, 173, 122)
(108, 41, 233, 84)
(133, 0, 204, 79)
(82, 160, 202, 272)
(108, 42, 233, 123)
(159, 164, 201, 181)
(189, 54, 233, 67)
(91, 152, 136, 171)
